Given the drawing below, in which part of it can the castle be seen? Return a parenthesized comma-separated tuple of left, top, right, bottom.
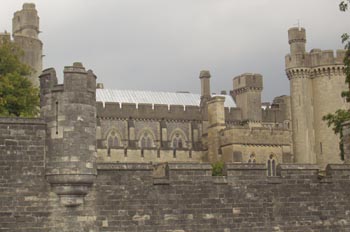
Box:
(2, 3, 350, 231)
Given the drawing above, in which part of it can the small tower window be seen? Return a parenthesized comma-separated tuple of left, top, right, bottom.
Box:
(267, 154, 277, 176)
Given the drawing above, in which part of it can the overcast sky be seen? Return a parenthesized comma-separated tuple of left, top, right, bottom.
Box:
(1, 0, 350, 102)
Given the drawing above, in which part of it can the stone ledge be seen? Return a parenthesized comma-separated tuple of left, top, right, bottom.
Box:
(326, 164, 350, 170)
(0, 117, 45, 125)
(277, 164, 319, 170)
(225, 163, 266, 170)
(97, 162, 153, 170)
(168, 163, 212, 170)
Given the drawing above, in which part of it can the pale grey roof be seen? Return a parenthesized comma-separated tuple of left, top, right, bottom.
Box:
(96, 89, 236, 108)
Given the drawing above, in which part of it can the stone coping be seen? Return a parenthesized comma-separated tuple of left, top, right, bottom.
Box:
(225, 163, 266, 170)
(0, 117, 45, 125)
(97, 162, 212, 171)
(277, 164, 320, 170)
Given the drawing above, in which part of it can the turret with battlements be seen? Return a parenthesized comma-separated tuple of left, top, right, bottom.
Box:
(39, 62, 97, 207)
(286, 27, 348, 167)
(232, 73, 263, 122)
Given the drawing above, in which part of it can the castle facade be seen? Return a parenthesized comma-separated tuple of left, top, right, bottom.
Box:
(1, 4, 350, 231)
(1, 4, 348, 169)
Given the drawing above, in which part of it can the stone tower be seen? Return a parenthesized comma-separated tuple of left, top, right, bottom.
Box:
(286, 27, 347, 167)
(232, 73, 263, 122)
(12, 3, 43, 87)
(207, 96, 226, 162)
(39, 62, 97, 206)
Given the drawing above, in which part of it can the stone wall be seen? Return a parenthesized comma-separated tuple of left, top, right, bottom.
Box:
(2, 119, 350, 232)
(94, 163, 350, 232)
(0, 117, 49, 231)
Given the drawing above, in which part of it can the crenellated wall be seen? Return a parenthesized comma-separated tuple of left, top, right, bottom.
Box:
(285, 27, 349, 167)
(97, 101, 241, 122)
(2, 118, 350, 231)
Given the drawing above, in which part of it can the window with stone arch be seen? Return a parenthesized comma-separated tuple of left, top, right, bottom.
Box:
(139, 131, 154, 149)
(248, 152, 256, 163)
(107, 130, 121, 148)
(267, 153, 277, 176)
(171, 131, 186, 149)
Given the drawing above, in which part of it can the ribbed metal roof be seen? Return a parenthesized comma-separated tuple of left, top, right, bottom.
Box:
(96, 89, 236, 108)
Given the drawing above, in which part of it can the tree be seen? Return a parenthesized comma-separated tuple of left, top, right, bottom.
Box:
(322, 1, 350, 160)
(0, 39, 39, 117)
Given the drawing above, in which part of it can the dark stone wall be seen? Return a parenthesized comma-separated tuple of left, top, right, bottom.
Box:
(2, 117, 350, 231)
(0, 118, 50, 231)
(95, 163, 350, 232)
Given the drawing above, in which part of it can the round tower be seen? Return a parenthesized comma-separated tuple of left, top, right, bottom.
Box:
(40, 62, 97, 207)
(12, 3, 42, 87)
(286, 27, 315, 164)
(207, 96, 226, 162)
(288, 27, 306, 55)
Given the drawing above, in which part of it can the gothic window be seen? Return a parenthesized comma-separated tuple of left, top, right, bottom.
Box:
(172, 133, 184, 149)
(139, 132, 153, 148)
(267, 154, 277, 177)
(107, 130, 119, 148)
(248, 152, 256, 163)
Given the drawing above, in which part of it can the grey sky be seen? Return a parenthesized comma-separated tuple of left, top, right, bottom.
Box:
(1, 0, 349, 102)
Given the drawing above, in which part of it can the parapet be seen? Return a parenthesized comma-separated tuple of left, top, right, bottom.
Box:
(39, 62, 97, 207)
(285, 28, 345, 70)
(97, 101, 203, 121)
(232, 73, 263, 92)
(13, 3, 39, 39)
(220, 126, 291, 146)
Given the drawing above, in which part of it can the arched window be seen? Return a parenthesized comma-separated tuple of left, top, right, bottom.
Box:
(172, 133, 185, 149)
(139, 132, 153, 148)
(248, 152, 256, 163)
(107, 130, 120, 148)
(267, 153, 277, 176)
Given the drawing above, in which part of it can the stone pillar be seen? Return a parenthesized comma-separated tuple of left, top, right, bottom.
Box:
(160, 119, 168, 148)
(343, 120, 350, 163)
(199, 70, 211, 108)
(39, 62, 97, 207)
(128, 118, 136, 148)
(207, 96, 226, 163)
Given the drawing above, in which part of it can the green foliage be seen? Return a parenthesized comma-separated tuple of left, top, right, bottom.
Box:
(323, 110, 350, 160)
(323, 1, 350, 160)
(340, 1, 350, 102)
(340, 0, 350, 11)
(0, 40, 39, 117)
(212, 161, 225, 176)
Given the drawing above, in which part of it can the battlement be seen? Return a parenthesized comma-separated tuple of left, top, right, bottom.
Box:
(39, 62, 97, 206)
(286, 27, 345, 71)
(232, 73, 263, 93)
(97, 148, 204, 163)
(96, 162, 350, 184)
(97, 101, 242, 122)
(220, 125, 291, 146)
(97, 102, 201, 120)
(13, 3, 39, 39)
